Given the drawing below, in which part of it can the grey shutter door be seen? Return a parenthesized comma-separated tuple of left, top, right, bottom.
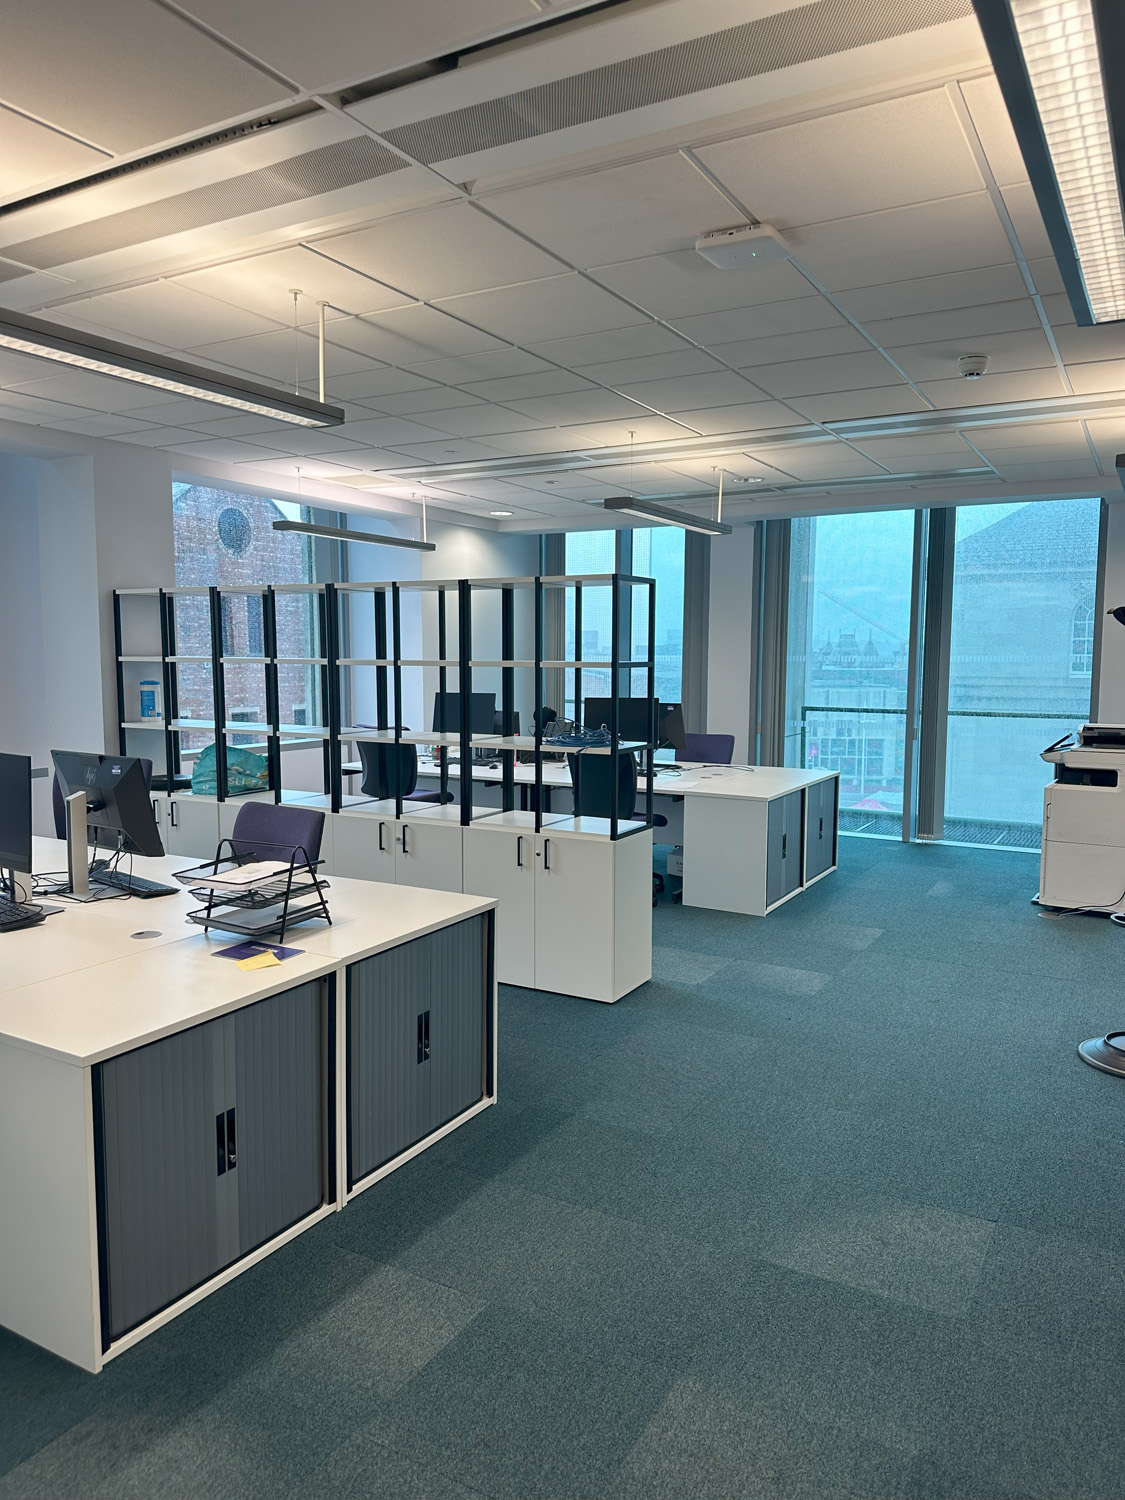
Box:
(804, 779, 836, 881)
(97, 1020, 229, 1343)
(348, 915, 488, 1188)
(235, 980, 325, 1255)
(766, 791, 804, 906)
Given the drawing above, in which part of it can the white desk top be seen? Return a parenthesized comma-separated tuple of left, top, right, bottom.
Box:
(0, 840, 495, 1066)
(412, 759, 836, 801)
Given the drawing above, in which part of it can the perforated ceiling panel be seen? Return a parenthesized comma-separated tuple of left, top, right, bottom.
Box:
(384, 0, 974, 165)
(1, 135, 407, 271)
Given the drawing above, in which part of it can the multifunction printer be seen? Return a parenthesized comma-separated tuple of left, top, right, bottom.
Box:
(1040, 723, 1125, 912)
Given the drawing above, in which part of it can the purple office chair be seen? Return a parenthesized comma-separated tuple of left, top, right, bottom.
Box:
(229, 800, 325, 867)
(683, 732, 735, 765)
(52, 757, 154, 838)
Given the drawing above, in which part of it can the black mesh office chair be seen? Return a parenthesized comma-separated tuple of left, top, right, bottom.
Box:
(567, 750, 668, 905)
(355, 735, 453, 804)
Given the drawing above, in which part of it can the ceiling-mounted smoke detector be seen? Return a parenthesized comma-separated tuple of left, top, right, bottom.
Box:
(958, 353, 990, 379)
(695, 224, 791, 268)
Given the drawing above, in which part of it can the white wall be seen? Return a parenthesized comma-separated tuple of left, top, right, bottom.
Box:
(1097, 499, 1125, 721)
(705, 524, 757, 762)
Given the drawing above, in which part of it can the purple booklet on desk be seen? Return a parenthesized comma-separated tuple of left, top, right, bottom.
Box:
(213, 941, 304, 962)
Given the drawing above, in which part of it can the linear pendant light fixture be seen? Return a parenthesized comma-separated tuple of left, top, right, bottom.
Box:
(972, 0, 1125, 324)
(602, 496, 732, 535)
(273, 518, 435, 550)
(0, 306, 345, 426)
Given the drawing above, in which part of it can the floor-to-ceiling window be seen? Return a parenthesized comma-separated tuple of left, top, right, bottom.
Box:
(943, 498, 1100, 847)
(784, 509, 915, 834)
(631, 527, 685, 708)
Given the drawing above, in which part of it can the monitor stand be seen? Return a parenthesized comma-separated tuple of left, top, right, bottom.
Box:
(63, 790, 118, 902)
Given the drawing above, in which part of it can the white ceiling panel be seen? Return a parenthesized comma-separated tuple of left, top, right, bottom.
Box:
(672, 400, 797, 434)
(506, 388, 653, 424)
(852, 433, 982, 464)
(789, 386, 930, 422)
(411, 405, 550, 439)
(468, 428, 605, 455)
(864, 448, 994, 474)
(329, 415, 447, 446)
(0, 388, 100, 424)
(526, 324, 689, 367)
(666, 455, 793, 484)
(0, 0, 287, 154)
(743, 444, 888, 481)
(185, 413, 296, 438)
(571, 349, 723, 386)
(367, 387, 487, 417)
(324, 367, 437, 401)
(483, 152, 733, 269)
(330, 307, 505, 364)
(46, 281, 284, 350)
(0, 106, 106, 199)
(1065, 362, 1125, 397)
(920, 368, 1068, 406)
(1080, 419, 1125, 458)
(563, 415, 701, 446)
(669, 296, 845, 348)
(966, 421, 1088, 450)
(463, 370, 595, 402)
(384, 438, 508, 463)
(887, 328, 1057, 382)
(833, 265, 1029, 323)
(1028, 257, 1067, 297)
(1050, 323, 1125, 365)
(118, 426, 206, 448)
(793, 194, 1015, 291)
(721, 325, 870, 370)
(48, 412, 157, 437)
(124, 397, 244, 426)
(4, 368, 199, 413)
(991, 457, 1101, 479)
(1000, 182, 1053, 262)
(860, 298, 1041, 350)
(613, 370, 764, 412)
(696, 91, 983, 227)
(746, 351, 908, 400)
(960, 76, 1029, 189)
(174, 248, 415, 324)
(171, 437, 292, 463)
(591, 253, 816, 320)
(319, 202, 564, 301)
(406, 350, 552, 385)
(434, 275, 646, 344)
(187, 327, 372, 383)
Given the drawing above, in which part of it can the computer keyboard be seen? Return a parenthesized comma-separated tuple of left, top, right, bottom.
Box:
(0, 894, 47, 932)
(90, 868, 179, 898)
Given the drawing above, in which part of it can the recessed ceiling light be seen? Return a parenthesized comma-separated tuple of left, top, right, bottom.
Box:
(490, 509, 514, 517)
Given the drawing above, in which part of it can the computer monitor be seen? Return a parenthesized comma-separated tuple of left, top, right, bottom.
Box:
(0, 752, 32, 879)
(431, 692, 497, 736)
(657, 702, 687, 753)
(582, 697, 656, 742)
(492, 709, 521, 737)
(51, 751, 164, 859)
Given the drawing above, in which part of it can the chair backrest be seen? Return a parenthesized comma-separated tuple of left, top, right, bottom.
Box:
(534, 705, 557, 734)
(53, 757, 154, 839)
(567, 749, 638, 821)
(357, 738, 418, 801)
(683, 732, 735, 765)
(229, 800, 324, 865)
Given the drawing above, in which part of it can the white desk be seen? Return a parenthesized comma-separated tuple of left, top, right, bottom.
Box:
(0, 841, 497, 1372)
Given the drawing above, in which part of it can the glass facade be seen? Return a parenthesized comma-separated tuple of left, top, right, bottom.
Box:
(784, 509, 915, 834)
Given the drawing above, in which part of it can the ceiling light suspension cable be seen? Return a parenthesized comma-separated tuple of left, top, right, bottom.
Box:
(290, 288, 301, 396)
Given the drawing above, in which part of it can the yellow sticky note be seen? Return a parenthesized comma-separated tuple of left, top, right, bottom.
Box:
(236, 951, 282, 971)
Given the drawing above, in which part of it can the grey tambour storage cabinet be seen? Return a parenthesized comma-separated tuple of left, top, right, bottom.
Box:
(766, 791, 804, 908)
(94, 980, 326, 1345)
(347, 914, 490, 1188)
(804, 777, 838, 883)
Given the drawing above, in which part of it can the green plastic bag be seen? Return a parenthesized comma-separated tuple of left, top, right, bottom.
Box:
(190, 743, 269, 795)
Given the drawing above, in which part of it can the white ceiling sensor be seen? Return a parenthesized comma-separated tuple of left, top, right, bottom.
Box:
(695, 225, 791, 269)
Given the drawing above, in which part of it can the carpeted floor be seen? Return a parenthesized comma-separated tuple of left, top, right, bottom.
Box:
(3, 837, 1125, 1500)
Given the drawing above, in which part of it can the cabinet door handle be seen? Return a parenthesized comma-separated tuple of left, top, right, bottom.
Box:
(543, 838, 550, 871)
(781, 832, 787, 858)
(417, 1009, 431, 1063)
(400, 825, 409, 856)
(170, 801, 179, 828)
(516, 835, 523, 868)
(216, 1112, 226, 1176)
(225, 1107, 237, 1171)
(378, 821, 385, 852)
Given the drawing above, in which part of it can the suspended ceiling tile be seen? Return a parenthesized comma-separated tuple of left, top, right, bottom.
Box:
(852, 433, 981, 464)
(669, 296, 845, 348)
(463, 370, 596, 402)
(722, 325, 870, 371)
(0, 348, 66, 385)
(1065, 362, 1125, 397)
(789, 385, 930, 422)
(319, 202, 565, 301)
(696, 91, 983, 228)
(959, 76, 1029, 189)
(1052, 323, 1125, 365)
(886, 328, 1058, 383)
(408, 404, 549, 439)
(0, 106, 107, 199)
(117, 425, 209, 447)
(562, 415, 700, 446)
(330, 415, 448, 446)
(187, 327, 372, 383)
(793, 194, 1015, 292)
(670, 400, 797, 434)
(591, 252, 816, 320)
(991, 458, 1101, 479)
(0, 0, 287, 154)
(506, 388, 652, 425)
(384, 437, 508, 463)
(860, 298, 1042, 351)
(171, 437, 294, 463)
(48, 412, 157, 437)
(325, 367, 437, 401)
(184, 413, 298, 438)
(613, 369, 763, 413)
(745, 444, 888, 481)
(1028, 257, 1067, 298)
(241, 428, 374, 455)
(474, 428, 600, 455)
(237, 457, 368, 479)
(571, 349, 723, 386)
(966, 421, 1088, 450)
(405, 349, 552, 385)
(368, 387, 487, 417)
(434, 274, 647, 344)
(0, 389, 113, 424)
(46, 281, 285, 350)
(123, 396, 260, 427)
(666, 455, 786, 483)
(832, 264, 1029, 323)
(746, 350, 907, 400)
(920, 368, 1069, 406)
(330, 306, 505, 364)
(526, 324, 688, 367)
(174, 247, 415, 324)
(482, 151, 734, 269)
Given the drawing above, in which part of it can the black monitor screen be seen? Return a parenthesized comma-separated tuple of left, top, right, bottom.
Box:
(432, 692, 497, 736)
(582, 697, 656, 741)
(52, 751, 164, 859)
(492, 709, 521, 737)
(0, 752, 32, 876)
(658, 702, 687, 753)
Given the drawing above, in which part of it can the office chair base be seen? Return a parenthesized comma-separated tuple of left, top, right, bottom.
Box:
(1077, 1033, 1125, 1076)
